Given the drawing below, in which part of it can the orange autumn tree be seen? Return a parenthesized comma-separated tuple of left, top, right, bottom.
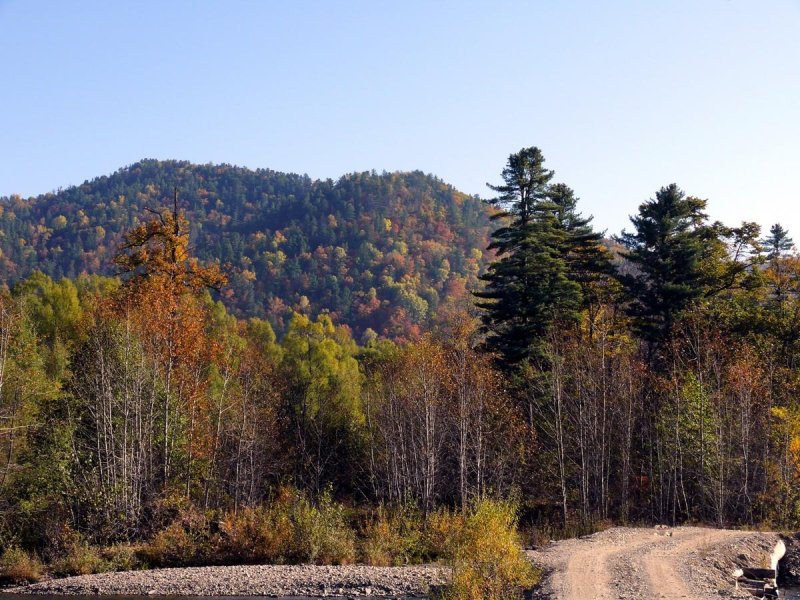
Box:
(114, 190, 227, 291)
(114, 190, 227, 494)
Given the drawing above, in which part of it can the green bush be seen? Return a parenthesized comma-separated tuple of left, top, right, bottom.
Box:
(292, 489, 356, 565)
(52, 541, 110, 576)
(100, 543, 144, 571)
(361, 502, 431, 565)
(446, 499, 540, 600)
(0, 546, 43, 584)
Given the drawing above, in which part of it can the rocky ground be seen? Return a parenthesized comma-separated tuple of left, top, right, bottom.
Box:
(780, 533, 800, 587)
(528, 526, 780, 600)
(7, 564, 449, 597)
(6, 526, 784, 598)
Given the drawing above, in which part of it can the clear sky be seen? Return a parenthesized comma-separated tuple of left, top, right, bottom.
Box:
(1, 0, 799, 237)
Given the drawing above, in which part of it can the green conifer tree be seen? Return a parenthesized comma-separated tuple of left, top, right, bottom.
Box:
(475, 148, 582, 367)
(763, 223, 793, 262)
(617, 184, 720, 346)
(548, 183, 612, 308)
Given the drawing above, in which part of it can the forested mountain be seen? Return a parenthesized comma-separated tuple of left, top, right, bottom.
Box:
(4, 147, 800, 595)
(0, 160, 492, 339)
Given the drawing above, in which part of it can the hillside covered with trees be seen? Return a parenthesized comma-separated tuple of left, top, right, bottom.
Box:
(0, 160, 492, 340)
(1, 148, 800, 595)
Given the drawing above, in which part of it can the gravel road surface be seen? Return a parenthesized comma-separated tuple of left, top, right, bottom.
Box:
(529, 526, 780, 600)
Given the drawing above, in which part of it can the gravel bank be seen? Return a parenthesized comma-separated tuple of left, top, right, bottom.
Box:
(8, 565, 449, 597)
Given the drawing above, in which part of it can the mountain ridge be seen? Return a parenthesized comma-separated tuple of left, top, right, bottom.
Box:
(0, 159, 493, 339)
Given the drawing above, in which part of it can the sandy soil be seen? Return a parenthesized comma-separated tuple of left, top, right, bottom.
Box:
(529, 526, 780, 600)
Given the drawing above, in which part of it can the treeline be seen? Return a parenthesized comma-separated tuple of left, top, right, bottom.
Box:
(0, 204, 526, 573)
(0, 147, 799, 577)
(0, 276, 525, 544)
(476, 148, 800, 529)
(0, 161, 492, 340)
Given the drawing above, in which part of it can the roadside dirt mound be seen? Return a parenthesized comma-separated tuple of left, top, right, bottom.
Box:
(779, 533, 800, 587)
(528, 526, 779, 600)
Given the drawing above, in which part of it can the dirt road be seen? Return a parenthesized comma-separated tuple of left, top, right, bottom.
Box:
(529, 526, 779, 600)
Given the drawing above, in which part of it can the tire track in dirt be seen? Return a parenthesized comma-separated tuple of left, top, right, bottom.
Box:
(529, 526, 776, 600)
(638, 528, 741, 599)
(535, 527, 656, 599)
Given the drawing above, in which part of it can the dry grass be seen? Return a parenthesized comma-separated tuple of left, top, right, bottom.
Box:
(0, 546, 44, 584)
(52, 541, 110, 576)
(217, 503, 294, 564)
(140, 508, 211, 567)
(360, 505, 423, 565)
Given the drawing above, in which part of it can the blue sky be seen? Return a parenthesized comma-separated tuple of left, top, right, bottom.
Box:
(1, 0, 798, 237)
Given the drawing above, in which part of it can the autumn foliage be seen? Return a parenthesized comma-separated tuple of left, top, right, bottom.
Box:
(3, 150, 800, 600)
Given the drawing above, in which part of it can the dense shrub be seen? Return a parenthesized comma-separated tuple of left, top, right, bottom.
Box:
(0, 496, 541, 593)
(100, 543, 144, 571)
(360, 503, 429, 566)
(360, 504, 471, 566)
(34, 519, 83, 565)
(215, 487, 355, 566)
(141, 508, 212, 567)
(292, 490, 356, 565)
(423, 507, 465, 561)
(0, 546, 43, 584)
(446, 499, 540, 600)
(217, 492, 295, 563)
(52, 542, 109, 576)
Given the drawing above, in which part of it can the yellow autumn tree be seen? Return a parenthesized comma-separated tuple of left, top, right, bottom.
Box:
(113, 192, 227, 492)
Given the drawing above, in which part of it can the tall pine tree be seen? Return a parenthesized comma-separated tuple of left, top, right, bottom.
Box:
(617, 184, 720, 347)
(763, 223, 793, 262)
(476, 148, 583, 367)
(549, 183, 612, 310)
(761, 223, 795, 337)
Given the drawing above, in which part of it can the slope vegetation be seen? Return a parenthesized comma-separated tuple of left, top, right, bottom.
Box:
(0, 160, 492, 338)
